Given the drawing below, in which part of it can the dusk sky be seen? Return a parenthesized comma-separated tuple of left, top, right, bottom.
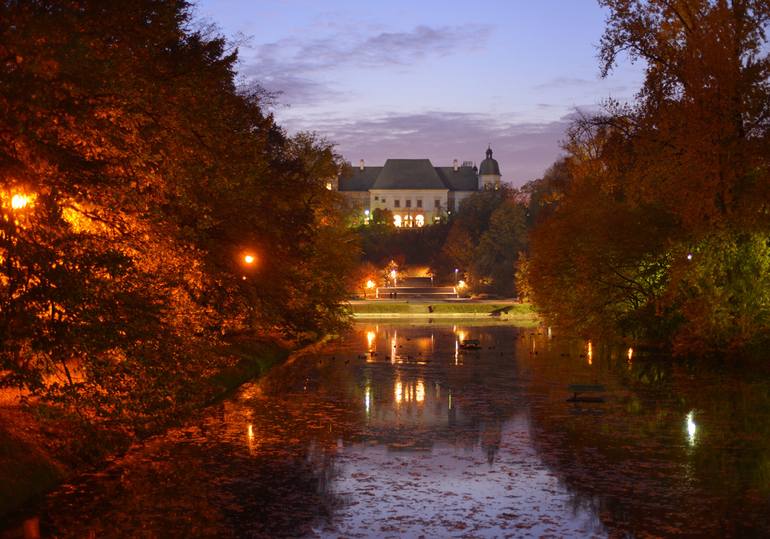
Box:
(195, 0, 644, 186)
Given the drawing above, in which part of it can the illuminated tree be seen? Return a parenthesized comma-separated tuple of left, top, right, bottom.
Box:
(529, 0, 770, 352)
(0, 0, 356, 425)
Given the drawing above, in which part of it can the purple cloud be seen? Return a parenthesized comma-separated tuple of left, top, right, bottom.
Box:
(282, 111, 588, 186)
(239, 24, 490, 106)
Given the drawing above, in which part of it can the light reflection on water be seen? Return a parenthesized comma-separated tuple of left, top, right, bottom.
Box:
(5, 322, 770, 538)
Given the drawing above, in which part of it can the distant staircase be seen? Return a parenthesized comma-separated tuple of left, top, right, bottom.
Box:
(377, 276, 457, 299)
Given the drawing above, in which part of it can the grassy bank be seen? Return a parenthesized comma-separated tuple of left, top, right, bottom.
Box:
(0, 338, 290, 521)
(349, 300, 539, 322)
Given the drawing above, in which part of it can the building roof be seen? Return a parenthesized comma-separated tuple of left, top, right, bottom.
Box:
(338, 166, 382, 191)
(372, 159, 447, 190)
(435, 166, 479, 191)
(339, 149, 501, 192)
(479, 147, 501, 176)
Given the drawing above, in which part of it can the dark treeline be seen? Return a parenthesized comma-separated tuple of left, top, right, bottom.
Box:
(0, 0, 356, 429)
(525, 0, 770, 355)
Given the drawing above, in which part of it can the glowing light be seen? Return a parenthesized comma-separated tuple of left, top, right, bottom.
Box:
(587, 341, 593, 365)
(366, 330, 376, 350)
(365, 386, 371, 414)
(457, 280, 467, 289)
(415, 214, 424, 227)
(416, 380, 425, 403)
(627, 347, 634, 361)
(246, 423, 255, 454)
(456, 329, 467, 343)
(393, 214, 402, 227)
(364, 209, 370, 216)
(10, 193, 32, 210)
(243, 254, 256, 265)
(366, 280, 375, 289)
(686, 411, 697, 445)
(395, 380, 403, 404)
(325, 182, 333, 190)
(687, 253, 693, 261)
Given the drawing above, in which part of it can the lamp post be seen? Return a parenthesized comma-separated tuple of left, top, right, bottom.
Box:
(365, 279, 375, 299)
(454, 268, 459, 285)
(240, 252, 257, 280)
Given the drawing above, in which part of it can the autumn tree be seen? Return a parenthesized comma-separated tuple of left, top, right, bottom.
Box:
(530, 0, 770, 353)
(0, 0, 356, 426)
(438, 186, 528, 295)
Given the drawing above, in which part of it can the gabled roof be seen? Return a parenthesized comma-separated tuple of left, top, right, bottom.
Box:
(372, 159, 447, 190)
(338, 166, 382, 191)
(435, 166, 478, 191)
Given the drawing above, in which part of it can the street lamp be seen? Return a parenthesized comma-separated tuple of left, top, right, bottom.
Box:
(454, 268, 459, 284)
(365, 279, 375, 299)
(240, 252, 257, 281)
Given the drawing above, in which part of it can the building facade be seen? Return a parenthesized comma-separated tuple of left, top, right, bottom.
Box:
(336, 147, 502, 227)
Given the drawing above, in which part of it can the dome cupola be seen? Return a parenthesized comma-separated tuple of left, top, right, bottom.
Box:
(478, 146, 501, 189)
(479, 146, 501, 176)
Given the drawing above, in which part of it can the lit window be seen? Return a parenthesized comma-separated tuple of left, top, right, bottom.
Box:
(415, 214, 425, 227)
(394, 200, 400, 208)
(416, 200, 422, 208)
(405, 199, 412, 208)
(393, 214, 402, 227)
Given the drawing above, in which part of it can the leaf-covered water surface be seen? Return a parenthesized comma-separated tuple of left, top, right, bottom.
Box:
(4, 323, 770, 537)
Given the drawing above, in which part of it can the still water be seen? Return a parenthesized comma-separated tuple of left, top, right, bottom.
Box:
(4, 322, 770, 537)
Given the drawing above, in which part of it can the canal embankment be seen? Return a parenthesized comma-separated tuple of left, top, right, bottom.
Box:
(348, 299, 539, 323)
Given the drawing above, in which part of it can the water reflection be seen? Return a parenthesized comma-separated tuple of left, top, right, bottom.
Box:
(5, 323, 770, 538)
(686, 410, 698, 446)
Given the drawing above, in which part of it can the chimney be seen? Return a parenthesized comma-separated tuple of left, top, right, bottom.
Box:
(453, 159, 459, 172)
(359, 159, 365, 171)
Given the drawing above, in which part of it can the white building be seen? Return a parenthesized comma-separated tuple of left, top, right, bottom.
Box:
(335, 147, 502, 227)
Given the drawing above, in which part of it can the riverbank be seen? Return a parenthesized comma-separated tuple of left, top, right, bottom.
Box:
(349, 300, 539, 323)
(0, 337, 292, 521)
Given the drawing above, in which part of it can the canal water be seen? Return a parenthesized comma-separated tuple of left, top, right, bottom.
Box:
(4, 322, 770, 537)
